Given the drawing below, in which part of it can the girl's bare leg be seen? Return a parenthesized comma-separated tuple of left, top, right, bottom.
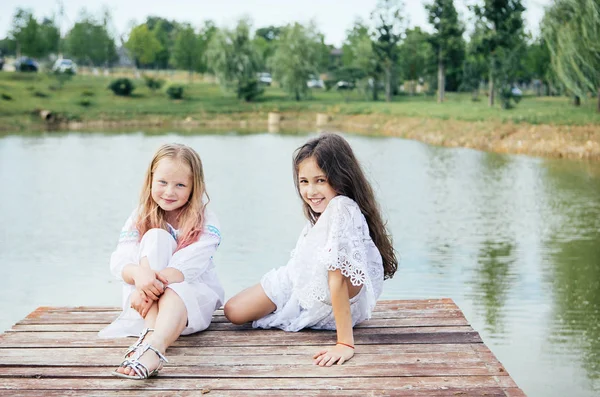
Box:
(117, 289, 186, 376)
(224, 283, 276, 325)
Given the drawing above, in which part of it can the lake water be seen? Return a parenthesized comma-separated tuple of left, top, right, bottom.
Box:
(0, 131, 599, 396)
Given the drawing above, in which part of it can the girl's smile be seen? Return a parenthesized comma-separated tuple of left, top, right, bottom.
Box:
(151, 158, 193, 218)
(298, 157, 337, 213)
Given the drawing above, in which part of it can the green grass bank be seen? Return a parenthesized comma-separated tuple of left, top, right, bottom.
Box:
(1, 72, 599, 160)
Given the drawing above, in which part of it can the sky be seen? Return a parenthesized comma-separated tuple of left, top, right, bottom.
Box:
(1, 0, 552, 47)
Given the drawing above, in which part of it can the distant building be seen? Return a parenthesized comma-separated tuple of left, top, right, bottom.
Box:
(116, 46, 134, 68)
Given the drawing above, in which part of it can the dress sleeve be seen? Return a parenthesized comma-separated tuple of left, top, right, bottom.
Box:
(109, 209, 140, 282)
(321, 197, 370, 287)
(167, 208, 221, 282)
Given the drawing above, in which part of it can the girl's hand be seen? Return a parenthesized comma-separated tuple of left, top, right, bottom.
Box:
(313, 344, 355, 366)
(130, 290, 154, 318)
(133, 266, 168, 300)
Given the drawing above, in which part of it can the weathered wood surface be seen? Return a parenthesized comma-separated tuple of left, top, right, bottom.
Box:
(0, 298, 525, 396)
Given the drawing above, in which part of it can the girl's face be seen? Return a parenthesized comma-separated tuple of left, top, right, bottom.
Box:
(298, 156, 337, 214)
(151, 158, 193, 215)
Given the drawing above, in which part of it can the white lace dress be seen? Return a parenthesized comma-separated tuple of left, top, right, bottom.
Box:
(254, 195, 384, 332)
(98, 206, 224, 338)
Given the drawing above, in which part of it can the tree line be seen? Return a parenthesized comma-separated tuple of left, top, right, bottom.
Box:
(1, 0, 598, 110)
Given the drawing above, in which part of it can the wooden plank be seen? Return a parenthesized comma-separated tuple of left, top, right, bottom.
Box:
(8, 316, 469, 332)
(0, 330, 482, 348)
(0, 376, 519, 390)
(0, 389, 516, 397)
(0, 362, 501, 378)
(15, 308, 466, 325)
(0, 300, 524, 395)
(0, 348, 500, 366)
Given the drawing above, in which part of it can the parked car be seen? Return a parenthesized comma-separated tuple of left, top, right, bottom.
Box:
(14, 57, 38, 72)
(257, 72, 272, 86)
(511, 86, 523, 97)
(307, 76, 324, 89)
(336, 80, 354, 90)
(52, 59, 77, 74)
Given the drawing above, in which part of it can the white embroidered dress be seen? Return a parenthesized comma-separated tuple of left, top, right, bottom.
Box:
(254, 195, 384, 332)
(98, 206, 224, 338)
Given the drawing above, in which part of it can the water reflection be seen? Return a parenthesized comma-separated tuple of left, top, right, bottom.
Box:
(543, 160, 600, 386)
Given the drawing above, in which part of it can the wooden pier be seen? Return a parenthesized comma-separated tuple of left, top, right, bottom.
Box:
(0, 298, 525, 396)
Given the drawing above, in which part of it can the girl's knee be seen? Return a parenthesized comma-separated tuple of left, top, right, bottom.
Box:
(141, 228, 174, 244)
(224, 298, 246, 325)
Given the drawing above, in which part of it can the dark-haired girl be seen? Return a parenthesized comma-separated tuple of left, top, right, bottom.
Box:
(225, 133, 397, 366)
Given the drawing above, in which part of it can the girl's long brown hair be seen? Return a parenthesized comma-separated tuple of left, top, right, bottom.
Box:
(136, 143, 208, 251)
(293, 133, 397, 279)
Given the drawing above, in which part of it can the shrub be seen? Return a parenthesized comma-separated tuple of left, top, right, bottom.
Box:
(81, 90, 95, 97)
(1, 93, 12, 101)
(236, 79, 263, 102)
(108, 78, 135, 96)
(143, 75, 165, 92)
(166, 85, 184, 100)
(78, 98, 92, 107)
(33, 91, 49, 98)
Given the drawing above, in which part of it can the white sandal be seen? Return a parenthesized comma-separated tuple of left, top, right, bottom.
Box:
(111, 342, 168, 380)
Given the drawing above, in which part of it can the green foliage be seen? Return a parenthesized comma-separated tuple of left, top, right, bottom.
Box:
(166, 85, 184, 99)
(172, 25, 201, 79)
(205, 19, 263, 102)
(64, 14, 117, 67)
(126, 24, 163, 67)
(108, 78, 135, 96)
(78, 98, 92, 107)
(398, 28, 435, 86)
(425, 0, 465, 95)
(470, 0, 526, 107)
(269, 22, 323, 101)
(542, 0, 600, 110)
(81, 90, 95, 97)
(146, 17, 179, 69)
(33, 90, 49, 98)
(371, 0, 407, 101)
(143, 75, 165, 92)
(498, 85, 521, 109)
(10, 8, 59, 58)
(1, 93, 13, 101)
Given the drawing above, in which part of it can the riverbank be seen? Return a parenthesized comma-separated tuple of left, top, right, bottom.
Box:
(1, 73, 599, 160)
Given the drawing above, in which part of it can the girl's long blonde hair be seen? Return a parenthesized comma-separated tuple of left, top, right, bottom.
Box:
(135, 143, 208, 251)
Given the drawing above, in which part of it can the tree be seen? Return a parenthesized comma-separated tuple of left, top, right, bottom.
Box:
(460, 32, 488, 101)
(471, 0, 526, 107)
(64, 12, 117, 67)
(172, 25, 200, 82)
(542, 0, 600, 112)
(269, 22, 323, 101)
(371, 0, 406, 102)
(522, 38, 551, 96)
(425, 0, 465, 102)
(126, 23, 162, 67)
(398, 27, 435, 95)
(197, 20, 217, 73)
(205, 19, 263, 101)
(342, 20, 383, 100)
(10, 8, 60, 58)
(146, 17, 178, 69)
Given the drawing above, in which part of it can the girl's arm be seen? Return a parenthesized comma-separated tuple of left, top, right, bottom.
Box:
(313, 269, 355, 366)
(166, 209, 221, 283)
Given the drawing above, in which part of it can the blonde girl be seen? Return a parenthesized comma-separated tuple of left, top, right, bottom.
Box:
(225, 133, 397, 366)
(99, 143, 224, 379)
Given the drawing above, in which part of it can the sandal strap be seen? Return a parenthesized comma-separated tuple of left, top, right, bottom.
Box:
(124, 328, 154, 358)
(117, 343, 167, 379)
